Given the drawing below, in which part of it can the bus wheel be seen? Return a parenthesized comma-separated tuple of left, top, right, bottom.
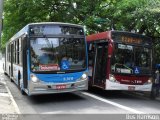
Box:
(18, 73, 21, 89)
(4, 72, 7, 76)
(19, 80, 26, 95)
(20, 88, 26, 95)
(10, 76, 13, 82)
(10, 78, 14, 82)
(18, 73, 26, 95)
(9, 68, 13, 82)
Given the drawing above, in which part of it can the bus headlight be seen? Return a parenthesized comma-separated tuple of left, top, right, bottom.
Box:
(81, 73, 88, 80)
(144, 77, 153, 85)
(109, 74, 119, 83)
(147, 77, 153, 84)
(30, 74, 39, 83)
(148, 80, 152, 84)
(109, 74, 116, 82)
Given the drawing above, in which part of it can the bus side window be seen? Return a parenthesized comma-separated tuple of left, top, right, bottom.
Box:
(8, 44, 11, 62)
(13, 41, 16, 64)
(7, 44, 10, 62)
(17, 39, 19, 64)
(19, 38, 22, 65)
(14, 41, 17, 64)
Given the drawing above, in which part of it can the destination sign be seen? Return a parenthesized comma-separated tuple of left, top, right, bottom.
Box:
(121, 36, 142, 44)
(111, 31, 152, 46)
(29, 25, 84, 36)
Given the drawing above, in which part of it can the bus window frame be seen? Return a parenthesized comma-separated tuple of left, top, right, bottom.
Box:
(111, 42, 152, 75)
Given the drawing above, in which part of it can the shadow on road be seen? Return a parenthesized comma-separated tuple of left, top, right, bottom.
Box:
(28, 92, 86, 104)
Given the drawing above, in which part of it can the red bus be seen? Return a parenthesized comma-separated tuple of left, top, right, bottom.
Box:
(87, 31, 153, 93)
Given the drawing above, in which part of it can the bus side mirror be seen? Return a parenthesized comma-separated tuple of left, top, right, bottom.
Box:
(108, 43, 113, 58)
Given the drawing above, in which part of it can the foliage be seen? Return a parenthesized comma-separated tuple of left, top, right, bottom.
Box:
(1, 0, 160, 62)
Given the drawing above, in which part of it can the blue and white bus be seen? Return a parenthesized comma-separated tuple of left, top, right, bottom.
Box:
(4, 22, 88, 95)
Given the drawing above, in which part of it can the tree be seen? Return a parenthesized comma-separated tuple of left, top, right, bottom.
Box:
(1, 0, 160, 63)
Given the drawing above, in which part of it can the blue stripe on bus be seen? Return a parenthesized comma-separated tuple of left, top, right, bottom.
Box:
(34, 71, 85, 83)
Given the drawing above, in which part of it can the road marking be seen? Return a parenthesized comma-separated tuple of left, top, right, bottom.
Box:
(6, 86, 21, 114)
(0, 93, 9, 97)
(82, 92, 144, 114)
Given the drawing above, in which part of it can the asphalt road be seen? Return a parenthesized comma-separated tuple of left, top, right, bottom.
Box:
(1, 60, 160, 120)
(3, 73, 160, 114)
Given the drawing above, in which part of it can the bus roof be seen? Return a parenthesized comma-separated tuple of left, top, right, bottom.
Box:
(8, 22, 84, 43)
(86, 31, 111, 42)
(86, 30, 151, 42)
(28, 22, 84, 28)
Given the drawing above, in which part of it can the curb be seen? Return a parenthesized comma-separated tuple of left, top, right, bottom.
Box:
(0, 78, 21, 114)
(5, 85, 21, 114)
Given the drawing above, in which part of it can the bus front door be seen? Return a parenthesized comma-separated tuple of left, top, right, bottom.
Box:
(93, 43, 108, 87)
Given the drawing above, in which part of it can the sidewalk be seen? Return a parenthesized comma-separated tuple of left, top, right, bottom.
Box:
(0, 60, 20, 114)
(0, 74, 20, 114)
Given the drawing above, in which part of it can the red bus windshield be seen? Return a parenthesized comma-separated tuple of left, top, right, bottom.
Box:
(111, 43, 152, 75)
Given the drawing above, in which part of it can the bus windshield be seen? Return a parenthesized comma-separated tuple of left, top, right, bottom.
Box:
(30, 37, 86, 72)
(111, 43, 151, 75)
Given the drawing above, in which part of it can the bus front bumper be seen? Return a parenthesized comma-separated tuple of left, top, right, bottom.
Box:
(105, 79, 152, 91)
(27, 79, 88, 95)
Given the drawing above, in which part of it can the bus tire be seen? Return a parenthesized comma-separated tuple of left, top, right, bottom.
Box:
(4, 72, 7, 76)
(10, 78, 14, 82)
(20, 89, 26, 95)
(9, 67, 13, 82)
(18, 72, 26, 95)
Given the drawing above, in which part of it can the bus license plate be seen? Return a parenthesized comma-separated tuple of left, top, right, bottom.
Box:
(128, 86, 135, 91)
(56, 85, 66, 90)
